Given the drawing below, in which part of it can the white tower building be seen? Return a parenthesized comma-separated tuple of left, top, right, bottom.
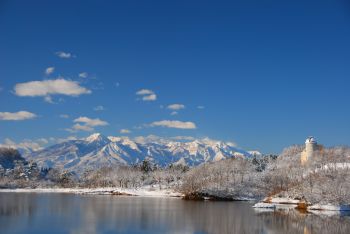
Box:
(301, 136, 317, 165)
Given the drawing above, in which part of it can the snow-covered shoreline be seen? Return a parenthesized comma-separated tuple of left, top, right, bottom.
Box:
(308, 204, 350, 211)
(0, 187, 254, 201)
(253, 196, 350, 214)
(0, 186, 183, 198)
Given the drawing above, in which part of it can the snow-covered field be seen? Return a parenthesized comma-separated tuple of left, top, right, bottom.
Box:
(0, 186, 183, 198)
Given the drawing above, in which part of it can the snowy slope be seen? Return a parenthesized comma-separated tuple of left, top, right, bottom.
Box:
(26, 133, 257, 173)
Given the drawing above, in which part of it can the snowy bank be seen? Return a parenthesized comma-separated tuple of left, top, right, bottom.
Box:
(253, 196, 301, 211)
(254, 196, 350, 215)
(0, 186, 182, 198)
(252, 202, 276, 209)
(308, 204, 350, 211)
(253, 201, 298, 212)
(265, 197, 300, 204)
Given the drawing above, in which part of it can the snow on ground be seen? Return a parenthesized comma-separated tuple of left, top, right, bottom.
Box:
(253, 202, 297, 211)
(307, 210, 344, 216)
(303, 163, 350, 177)
(321, 163, 350, 171)
(252, 202, 276, 209)
(0, 186, 182, 198)
(265, 197, 300, 204)
(253, 196, 301, 212)
(254, 196, 350, 213)
(308, 204, 350, 211)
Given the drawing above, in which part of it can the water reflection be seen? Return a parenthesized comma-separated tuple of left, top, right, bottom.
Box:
(0, 193, 349, 234)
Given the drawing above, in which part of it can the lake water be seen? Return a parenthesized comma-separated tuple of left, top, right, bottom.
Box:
(0, 193, 350, 234)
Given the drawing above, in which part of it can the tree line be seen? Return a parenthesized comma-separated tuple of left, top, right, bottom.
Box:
(1, 145, 350, 204)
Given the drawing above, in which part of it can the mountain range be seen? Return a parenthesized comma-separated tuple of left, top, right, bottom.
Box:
(22, 133, 260, 173)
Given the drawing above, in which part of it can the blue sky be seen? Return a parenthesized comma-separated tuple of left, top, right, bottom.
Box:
(0, 0, 350, 153)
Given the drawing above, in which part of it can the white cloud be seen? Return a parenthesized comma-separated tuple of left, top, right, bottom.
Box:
(79, 72, 88, 78)
(74, 116, 108, 127)
(115, 82, 120, 88)
(0, 136, 68, 151)
(14, 78, 91, 102)
(200, 137, 237, 147)
(149, 120, 196, 129)
(167, 104, 185, 110)
(0, 138, 43, 151)
(44, 96, 54, 103)
(133, 135, 163, 144)
(59, 114, 69, 119)
(133, 135, 196, 144)
(45, 67, 55, 75)
(37, 138, 49, 144)
(136, 89, 154, 95)
(170, 111, 178, 116)
(171, 136, 196, 141)
(55, 136, 78, 143)
(69, 123, 94, 132)
(197, 106, 205, 109)
(120, 129, 131, 134)
(0, 136, 81, 151)
(93, 105, 105, 111)
(66, 116, 109, 132)
(142, 94, 157, 101)
(55, 51, 73, 59)
(136, 89, 157, 101)
(0, 111, 37, 121)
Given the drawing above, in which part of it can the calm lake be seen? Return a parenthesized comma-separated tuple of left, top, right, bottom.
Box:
(0, 193, 350, 234)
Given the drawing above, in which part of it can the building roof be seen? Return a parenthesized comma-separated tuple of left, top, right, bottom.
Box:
(305, 136, 317, 144)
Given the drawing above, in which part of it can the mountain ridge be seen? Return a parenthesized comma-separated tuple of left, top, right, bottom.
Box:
(23, 133, 260, 173)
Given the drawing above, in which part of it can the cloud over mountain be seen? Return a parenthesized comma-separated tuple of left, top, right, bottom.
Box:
(74, 117, 108, 127)
(120, 129, 131, 134)
(149, 120, 196, 129)
(66, 116, 109, 132)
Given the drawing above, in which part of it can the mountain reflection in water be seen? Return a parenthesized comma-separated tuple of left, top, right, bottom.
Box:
(0, 193, 349, 234)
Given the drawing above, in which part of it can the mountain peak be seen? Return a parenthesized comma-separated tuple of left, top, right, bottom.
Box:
(85, 133, 109, 144)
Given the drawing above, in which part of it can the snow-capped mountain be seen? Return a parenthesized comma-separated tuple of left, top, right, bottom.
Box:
(26, 133, 257, 173)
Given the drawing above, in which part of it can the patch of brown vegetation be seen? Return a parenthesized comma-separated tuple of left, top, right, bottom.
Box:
(111, 191, 134, 196)
(264, 196, 272, 203)
(296, 201, 308, 214)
